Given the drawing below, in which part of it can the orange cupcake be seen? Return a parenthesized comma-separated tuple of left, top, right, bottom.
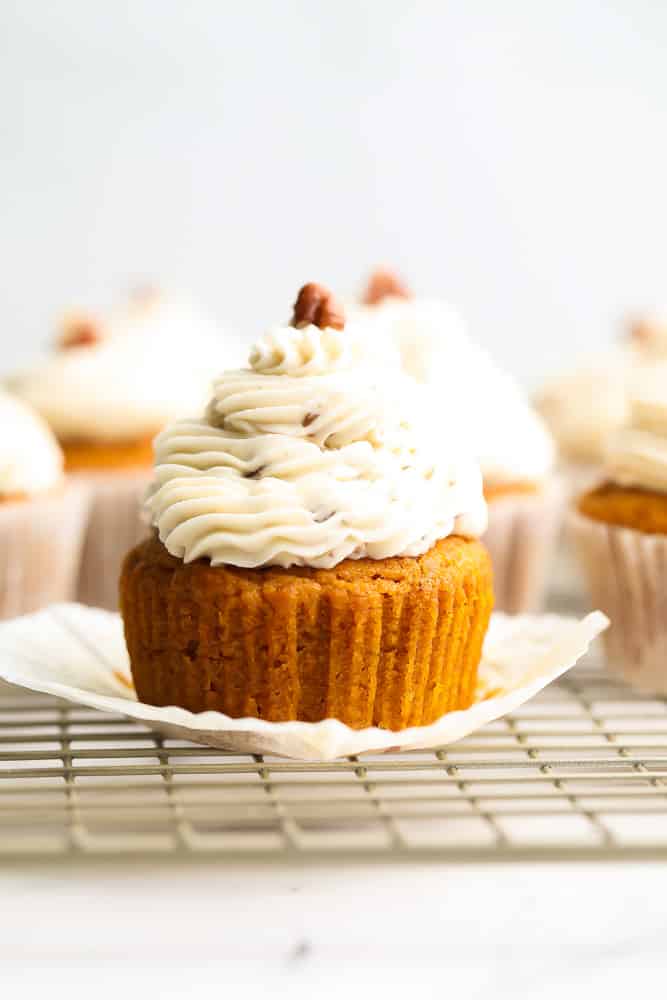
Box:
(571, 376, 667, 692)
(0, 391, 88, 619)
(10, 290, 243, 610)
(120, 283, 493, 729)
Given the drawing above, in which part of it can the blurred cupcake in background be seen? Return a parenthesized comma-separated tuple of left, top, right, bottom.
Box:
(571, 368, 667, 693)
(0, 390, 88, 619)
(10, 288, 244, 610)
(353, 269, 559, 613)
(536, 311, 667, 494)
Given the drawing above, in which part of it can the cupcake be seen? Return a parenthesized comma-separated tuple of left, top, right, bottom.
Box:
(571, 369, 667, 693)
(10, 289, 244, 610)
(353, 270, 559, 613)
(536, 312, 667, 492)
(0, 390, 88, 619)
(120, 283, 493, 729)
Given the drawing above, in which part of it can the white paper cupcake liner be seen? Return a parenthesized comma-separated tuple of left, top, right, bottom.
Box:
(570, 509, 667, 694)
(484, 479, 566, 614)
(0, 486, 89, 621)
(0, 603, 607, 761)
(74, 470, 152, 612)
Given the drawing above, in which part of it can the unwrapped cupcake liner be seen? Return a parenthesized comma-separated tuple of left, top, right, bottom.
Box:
(0, 603, 607, 761)
(484, 479, 566, 614)
(75, 471, 152, 611)
(0, 486, 89, 621)
(570, 509, 667, 694)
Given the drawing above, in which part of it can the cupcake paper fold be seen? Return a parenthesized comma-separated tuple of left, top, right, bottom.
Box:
(0, 486, 90, 620)
(570, 510, 667, 694)
(484, 478, 566, 614)
(0, 603, 607, 761)
(75, 470, 152, 611)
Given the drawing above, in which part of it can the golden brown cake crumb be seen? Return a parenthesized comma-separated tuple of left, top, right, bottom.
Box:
(578, 481, 667, 535)
(62, 434, 156, 472)
(120, 534, 494, 730)
(484, 480, 540, 502)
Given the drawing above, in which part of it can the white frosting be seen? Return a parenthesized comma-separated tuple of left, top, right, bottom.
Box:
(352, 297, 554, 485)
(605, 366, 667, 493)
(147, 322, 487, 569)
(0, 390, 63, 496)
(10, 295, 246, 442)
(536, 348, 636, 464)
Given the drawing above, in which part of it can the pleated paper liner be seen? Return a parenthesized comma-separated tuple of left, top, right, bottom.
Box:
(74, 470, 152, 611)
(0, 485, 89, 621)
(484, 478, 566, 614)
(570, 509, 667, 694)
(0, 604, 607, 761)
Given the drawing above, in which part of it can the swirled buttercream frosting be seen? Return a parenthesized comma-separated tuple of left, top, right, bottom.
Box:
(0, 390, 63, 496)
(605, 366, 667, 494)
(9, 293, 245, 443)
(146, 310, 487, 570)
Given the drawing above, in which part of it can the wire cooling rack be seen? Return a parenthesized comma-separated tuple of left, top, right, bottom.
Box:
(2, 647, 667, 862)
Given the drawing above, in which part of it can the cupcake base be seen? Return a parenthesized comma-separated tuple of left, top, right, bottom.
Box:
(483, 479, 564, 614)
(76, 470, 151, 611)
(0, 484, 89, 620)
(570, 509, 667, 693)
(120, 534, 494, 730)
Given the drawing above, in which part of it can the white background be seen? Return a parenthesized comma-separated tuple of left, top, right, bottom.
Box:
(1, 1, 666, 384)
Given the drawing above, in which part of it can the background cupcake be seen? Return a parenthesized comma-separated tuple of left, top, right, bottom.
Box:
(353, 270, 559, 613)
(10, 289, 244, 610)
(0, 390, 88, 619)
(121, 283, 493, 729)
(571, 369, 667, 693)
(536, 312, 667, 492)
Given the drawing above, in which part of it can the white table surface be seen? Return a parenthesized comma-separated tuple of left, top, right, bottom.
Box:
(3, 858, 666, 995)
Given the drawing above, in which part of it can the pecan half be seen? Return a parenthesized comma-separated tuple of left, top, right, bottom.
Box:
(58, 313, 102, 350)
(291, 283, 345, 331)
(362, 268, 411, 306)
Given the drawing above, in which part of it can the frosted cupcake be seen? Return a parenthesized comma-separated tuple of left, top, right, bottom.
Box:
(571, 369, 667, 692)
(0, 391, 88, 619)
(536, 313, 667, 491)
(354, 270, 559, 613)
(120, 283, 493, 729)
(10, 289, 243, 610)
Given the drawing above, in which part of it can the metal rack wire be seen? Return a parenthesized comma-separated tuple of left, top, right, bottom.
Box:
(2, 646, 667, 861)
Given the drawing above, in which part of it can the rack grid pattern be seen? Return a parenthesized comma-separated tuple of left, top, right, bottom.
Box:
(2, 654, 667, 861)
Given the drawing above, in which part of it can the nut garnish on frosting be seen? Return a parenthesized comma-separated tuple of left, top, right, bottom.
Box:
(58, 312, 104, 351)
(292, 282, 345, 331)
(362, 268, 411, 306)
(147, 283, 487, 570)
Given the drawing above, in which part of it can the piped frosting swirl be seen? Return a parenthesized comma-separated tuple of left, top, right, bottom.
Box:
(146, 294, 487, 570)
(605, 367, 667, 494)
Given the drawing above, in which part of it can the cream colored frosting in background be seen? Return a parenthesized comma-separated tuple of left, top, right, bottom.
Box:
(147, 322, 488, 569)
(352, 297, 555, 486)
(9, 295, 245, 443)
(605, 367, 667, 494)
(0, 390, 63, 496)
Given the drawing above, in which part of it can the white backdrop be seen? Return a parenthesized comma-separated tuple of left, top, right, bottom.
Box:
(1, 1, 666, 384)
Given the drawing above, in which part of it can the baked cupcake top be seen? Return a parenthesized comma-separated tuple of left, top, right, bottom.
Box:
(604, 369, 667, 494)
(0, 390, 63, 497)
(353, 270, 554, 487)
(146, 283, 488, 569)
(9, 291, 243, 444)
